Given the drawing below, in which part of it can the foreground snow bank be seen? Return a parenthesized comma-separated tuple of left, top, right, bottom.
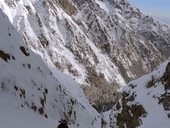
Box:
(0, 9, 101, 128)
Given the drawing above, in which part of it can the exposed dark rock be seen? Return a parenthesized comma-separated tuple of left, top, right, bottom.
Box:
(112, 91, 147, 128)
(58, 0, 78, 15)
(116, 104, 147, 128)
(158, 63, 170, 117)
(0, 50, 10, 62)
(20, 46, 30, 56)
(146, 75, 155, 88)
(161, 62, 170, 90)
(37, 34, 49, 47)
(38, 107, 44, 115)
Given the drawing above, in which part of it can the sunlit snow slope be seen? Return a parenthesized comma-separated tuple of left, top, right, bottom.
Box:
(0, 9, 101, 128)
(106, 59, 170, 128)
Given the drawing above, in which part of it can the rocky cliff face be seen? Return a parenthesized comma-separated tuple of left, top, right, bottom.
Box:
(0, 0, 170, 108)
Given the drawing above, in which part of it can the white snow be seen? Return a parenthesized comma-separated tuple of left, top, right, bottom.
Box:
(0, 8, 101, 128)
(95, 0, 109, 14)
(108, 59, 170, 128)
(123, 59, 170, 127)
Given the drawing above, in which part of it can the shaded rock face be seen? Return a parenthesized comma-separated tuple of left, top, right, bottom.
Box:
(54, 0, 78, 15)
(162, 62, 170, 90)
(110, 91, 147, 128)
(0, 0, 170, 109)
(159, 62, 170, 117)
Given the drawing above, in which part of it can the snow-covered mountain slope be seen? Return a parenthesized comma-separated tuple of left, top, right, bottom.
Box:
(0, 0, 170, 108)
(106, 59, 170, 128)
(0, 9, 101, 128)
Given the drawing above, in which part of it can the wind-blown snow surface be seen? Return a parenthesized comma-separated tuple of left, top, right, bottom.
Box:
(0, 9, 101, 128)
(105, 59, 170, 128)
